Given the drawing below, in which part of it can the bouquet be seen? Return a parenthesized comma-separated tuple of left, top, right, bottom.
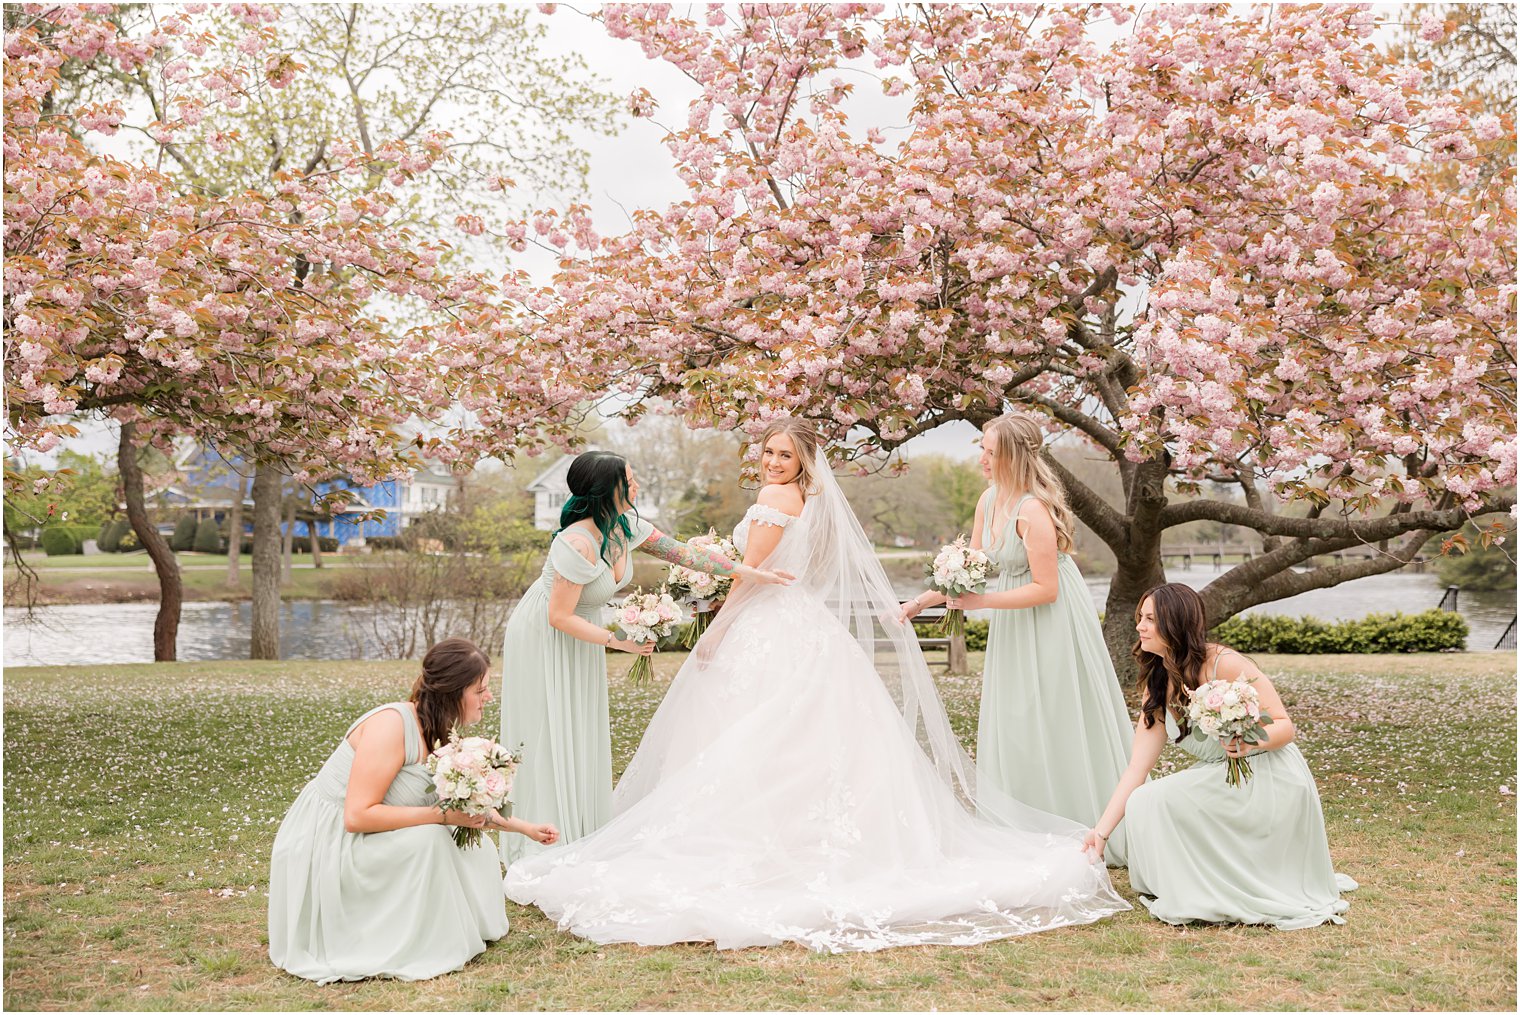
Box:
(615, 586, 685, 684)
(1185, 678, 1276, 786)
(664, 529, 739, 646)
(925, 535, 993, 640)
(425, 730, 522, 848)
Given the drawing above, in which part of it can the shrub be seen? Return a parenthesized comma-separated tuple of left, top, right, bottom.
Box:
(193, 519, 222, 553)
(964, 618, 990, 652)
(40, 527, 82, 555)
(117, 526, 141, 553)
(169, 515, 198, 552)
(96, 520, 111, 546)
(99, 517, 129, 552)
(291, 536, 340, 553)
(1212, 609, 1468, 654)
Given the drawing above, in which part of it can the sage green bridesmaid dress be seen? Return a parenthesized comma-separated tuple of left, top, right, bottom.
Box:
(978, 489, 1135, 866)
(500, 517, 652, 866)
(1126, 651, 1358, 928)
(268, 702, 508, 983)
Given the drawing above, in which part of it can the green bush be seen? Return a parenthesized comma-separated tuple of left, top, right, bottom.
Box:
(170, 516, 198, 552)
(100, 518, 132, 552)
(40, 527, 82, 556)
(117, 525, 141, 553)
(96, 520, 112, 547)
(1212, 609, 1467, 654)
(193, 519, 222, 554)
(291, 536, 340, 553)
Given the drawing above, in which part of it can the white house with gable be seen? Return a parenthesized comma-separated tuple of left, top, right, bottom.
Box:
(527, 449, 660, 532)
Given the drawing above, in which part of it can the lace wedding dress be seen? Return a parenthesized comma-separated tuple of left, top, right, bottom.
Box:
(504, 453, 1128, 951)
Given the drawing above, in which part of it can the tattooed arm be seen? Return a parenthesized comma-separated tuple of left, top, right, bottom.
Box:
(637, 528, 792, 585)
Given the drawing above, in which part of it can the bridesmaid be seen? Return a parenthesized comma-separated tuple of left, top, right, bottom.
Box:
(900, 411, 1133, 864)
(268, 638, 558, 983)
(1083, 584, 1357, 928)
(500, 450, 790, 865)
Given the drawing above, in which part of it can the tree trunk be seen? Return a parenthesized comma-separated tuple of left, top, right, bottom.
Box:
(119, 422, 181, 662)
(1101, 554, 1167, 689)
(250, 464, 283, 659)
(224, 472, 248, 589)
(281, 489, 296, 584)
(310, 509, 324, 569)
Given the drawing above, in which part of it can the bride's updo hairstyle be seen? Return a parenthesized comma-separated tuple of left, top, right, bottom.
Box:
(982, 411, 1075, 553)
(559, 450, 636, 566)
(410, 637, 491, 751)
(754, 417, 822, 499)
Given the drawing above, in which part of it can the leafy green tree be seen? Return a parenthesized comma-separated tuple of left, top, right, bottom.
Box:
(1433, 521, 1518, 592)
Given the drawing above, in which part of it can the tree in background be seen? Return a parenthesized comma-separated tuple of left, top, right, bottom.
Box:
(519, 5, 1515, 674)
(4, 6, 607, 659)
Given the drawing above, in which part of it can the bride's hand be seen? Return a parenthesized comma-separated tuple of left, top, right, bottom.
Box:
(529, 823, 559, 845)
(737, 564, 794, 585)
(897, 599, 925, 625)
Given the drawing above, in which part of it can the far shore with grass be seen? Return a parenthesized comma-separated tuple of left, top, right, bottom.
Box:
(3, 651, 1515, 1011)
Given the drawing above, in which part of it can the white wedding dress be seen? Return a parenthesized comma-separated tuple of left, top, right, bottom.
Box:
(504, 454, 1128, 951)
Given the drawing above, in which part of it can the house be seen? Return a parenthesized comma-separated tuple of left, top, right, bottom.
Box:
(167, 442, 457, 548)
(527, 453, 577, 531)
(526, 448, 661, 532)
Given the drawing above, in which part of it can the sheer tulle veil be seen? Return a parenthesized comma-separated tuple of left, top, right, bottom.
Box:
(619, 449, 1089, 843)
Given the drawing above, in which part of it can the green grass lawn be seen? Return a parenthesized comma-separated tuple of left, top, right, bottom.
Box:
(4, 551, 379, 604)
(3, 652, 1515, 1010)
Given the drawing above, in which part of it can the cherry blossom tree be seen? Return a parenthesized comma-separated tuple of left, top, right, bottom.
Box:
(519, 3, 1516, 671)
(3, 4, 590, 659)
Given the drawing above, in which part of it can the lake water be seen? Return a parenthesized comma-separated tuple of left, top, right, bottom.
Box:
(3, 565, 1514, 667)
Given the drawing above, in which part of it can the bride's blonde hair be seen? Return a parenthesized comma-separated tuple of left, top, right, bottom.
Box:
(754, 417, 821, 498)
(983, 412, 1075, 553)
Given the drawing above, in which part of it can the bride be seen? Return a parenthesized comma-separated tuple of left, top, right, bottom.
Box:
(504, 417, 1128, 951)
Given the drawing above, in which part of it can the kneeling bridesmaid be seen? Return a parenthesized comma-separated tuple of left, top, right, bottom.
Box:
(269, 638, 557, 983)
(1083, 584, 1357, 929)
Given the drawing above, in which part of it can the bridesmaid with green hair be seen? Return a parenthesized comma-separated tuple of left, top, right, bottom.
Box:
(500, 450, 791, 866)
(900, 411, 1133, 865)
(268, 638, 558, 983)
(1083, 583, 1356, 928)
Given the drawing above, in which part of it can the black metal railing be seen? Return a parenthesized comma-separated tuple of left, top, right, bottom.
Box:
(1437, 585, 1460, 611)
(1495, 617, 1516, 652)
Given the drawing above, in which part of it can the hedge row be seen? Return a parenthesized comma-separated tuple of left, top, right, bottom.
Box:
(1211, 609, 1468, 654)
(641, 610, 1465, 658)
(39, 525, 99, 556)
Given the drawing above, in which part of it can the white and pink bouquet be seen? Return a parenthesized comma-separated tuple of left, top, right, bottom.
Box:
(1186, 678, 1276, 786)
(425, 730, 522, 848)
(925, 535, 993, 640)
(615, 586, 685, 684)
(664, 530, 739, 646)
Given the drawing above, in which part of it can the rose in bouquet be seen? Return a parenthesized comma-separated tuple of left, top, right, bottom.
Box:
(925, 535, 993, 639)
(615, 585, 685, 684)
(664, 529, 738, 647)
(1185, 677, 1276, 786)
(425, 730, 523, 848)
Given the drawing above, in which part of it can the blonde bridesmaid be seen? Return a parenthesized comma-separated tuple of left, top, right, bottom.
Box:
(901, 412, 1133, 864)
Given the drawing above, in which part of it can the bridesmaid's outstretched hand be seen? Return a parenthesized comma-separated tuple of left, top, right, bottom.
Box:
(1080, 829, 1107, 863)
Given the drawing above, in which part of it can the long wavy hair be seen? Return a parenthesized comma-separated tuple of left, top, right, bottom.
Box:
(410, 637, 491, 752)
(557, 450, 636, 566)
(754, 417, 822, 500)
(982, 411, 1076, 553)
(1134, 583, 1212, 740)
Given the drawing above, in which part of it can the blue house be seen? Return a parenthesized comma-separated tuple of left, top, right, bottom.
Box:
(167, 442, 455, 547)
